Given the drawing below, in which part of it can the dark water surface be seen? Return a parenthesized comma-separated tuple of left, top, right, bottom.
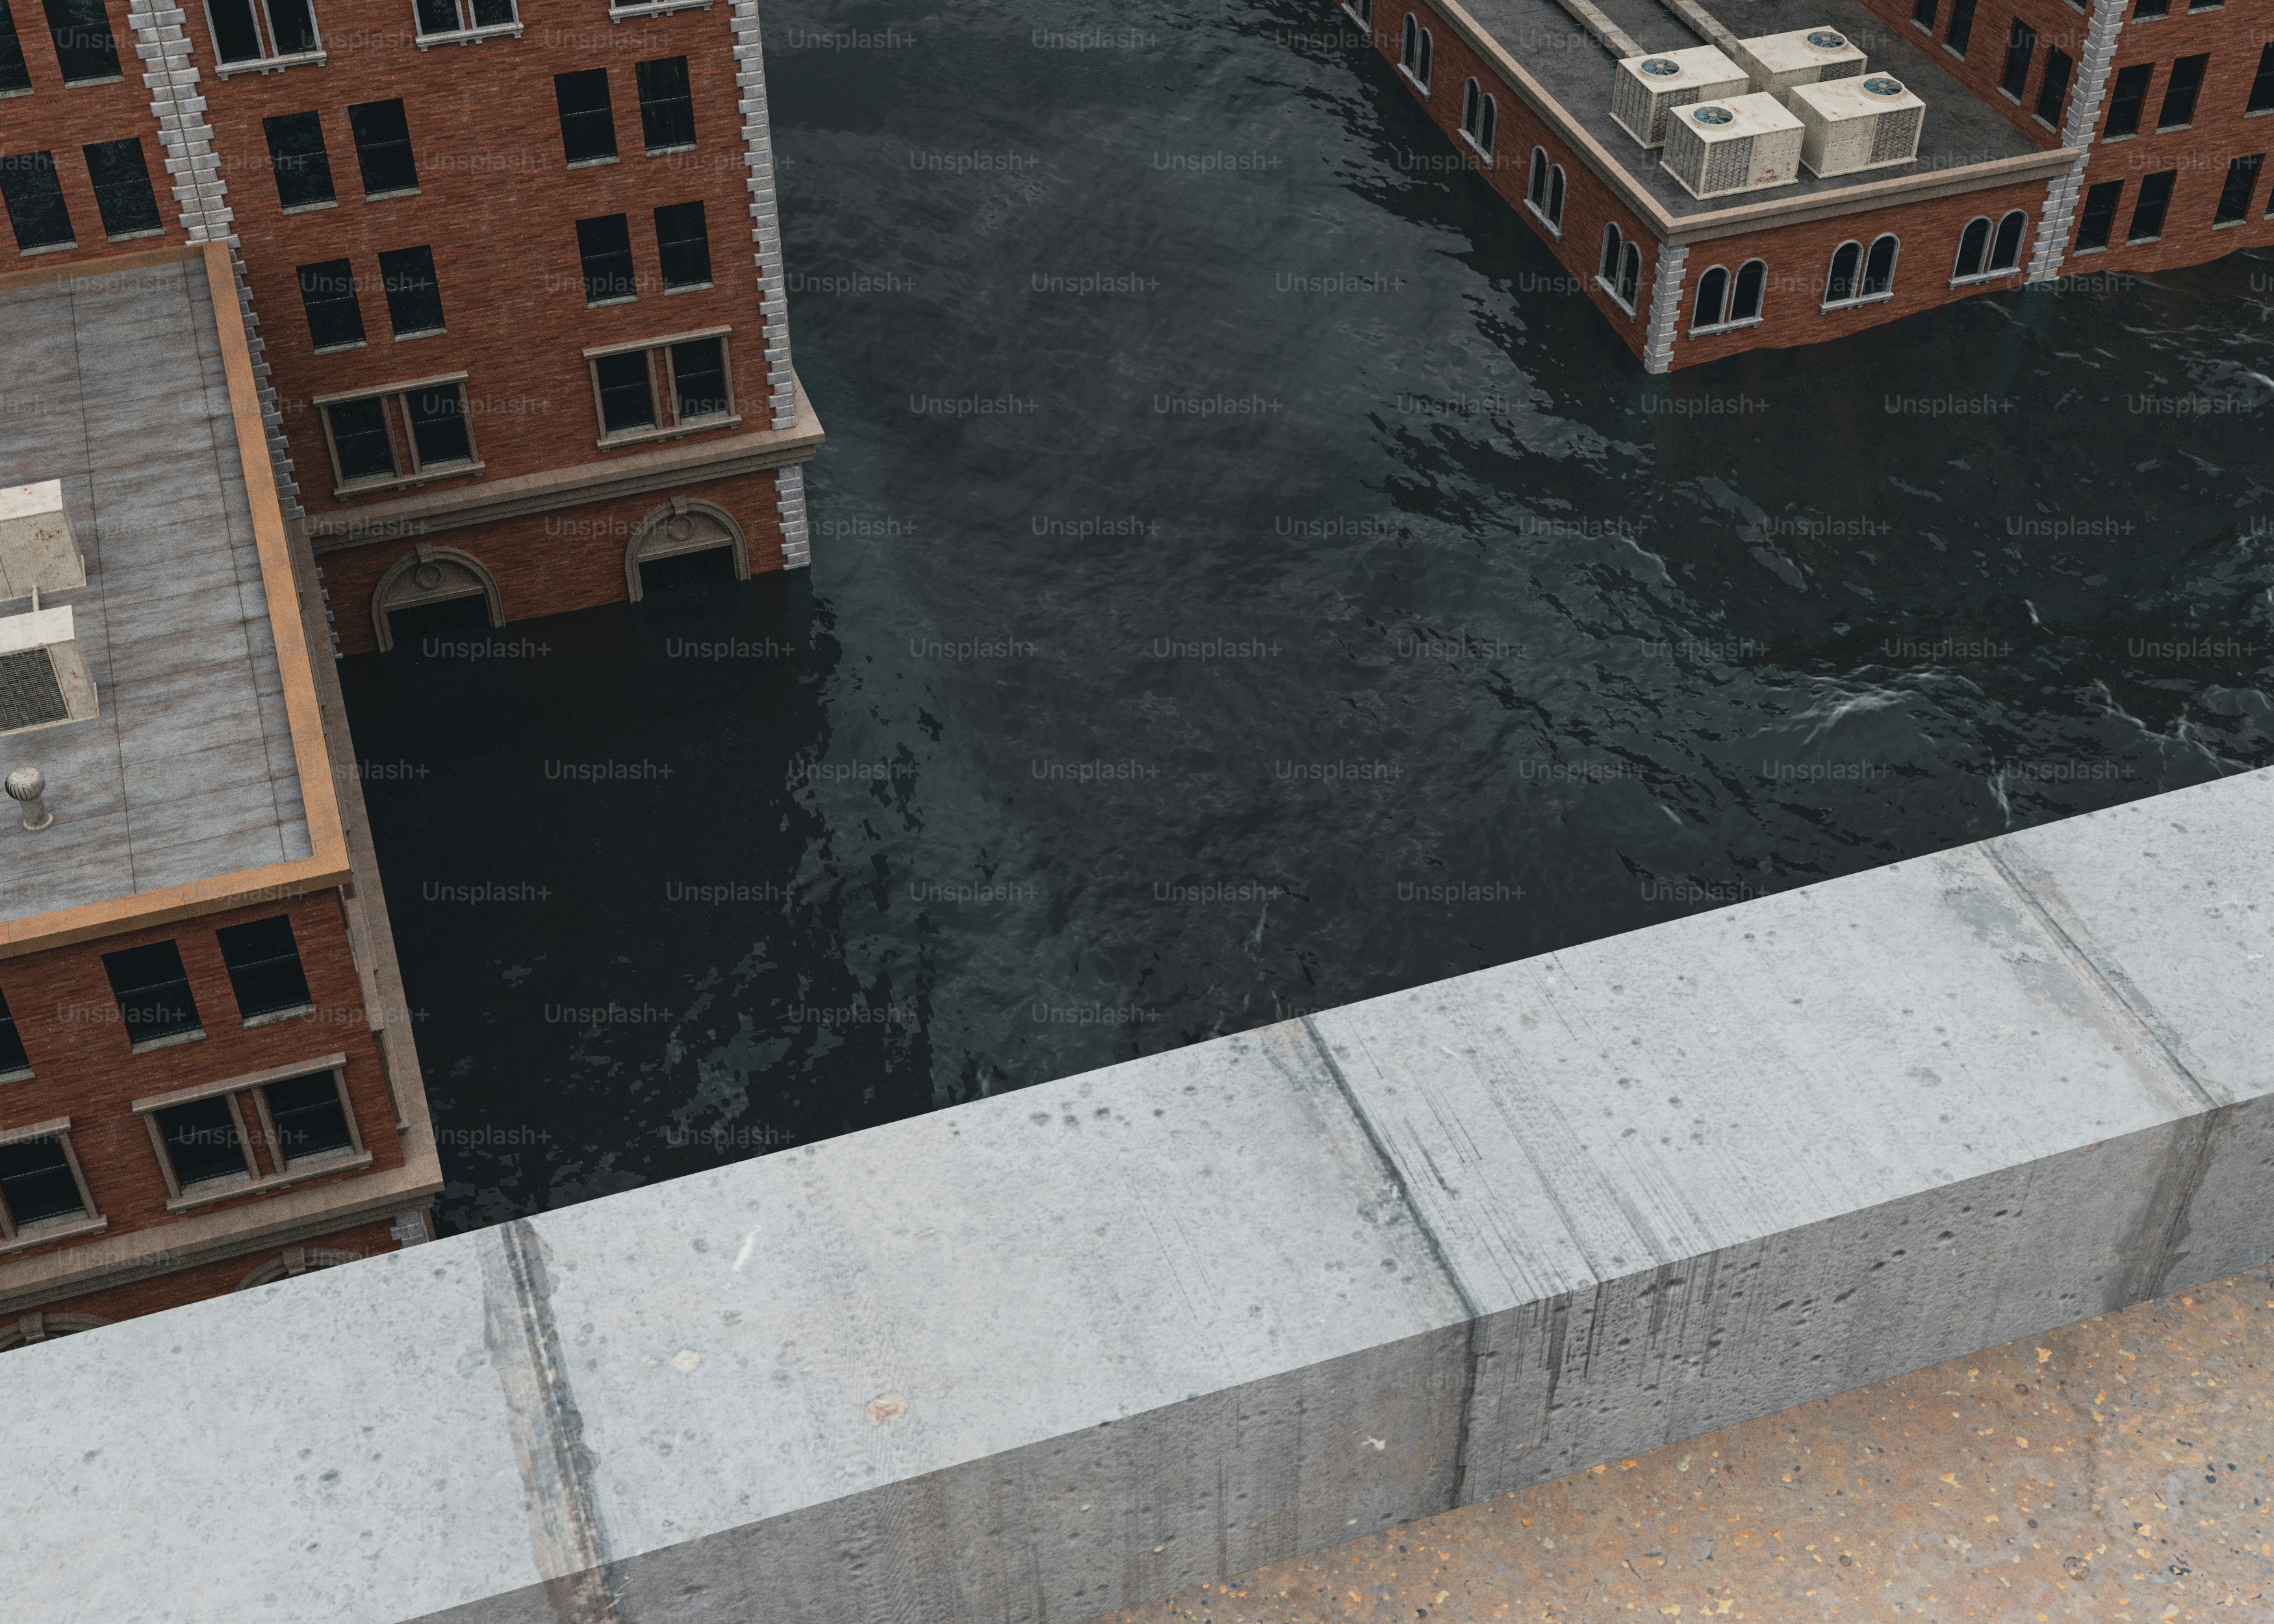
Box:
(340, 0, 2274, 1232)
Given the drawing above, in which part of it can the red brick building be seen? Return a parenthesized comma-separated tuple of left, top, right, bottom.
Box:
(0, 0, 819, 649)
(1342, 0, 2274, 366)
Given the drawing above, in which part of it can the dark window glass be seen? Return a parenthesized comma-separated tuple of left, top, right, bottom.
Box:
(103, 940, 201, 1045)
(2074, 179, 2123, 249)
(0, 1, 33, 93)
(2133, 0, 2168, 16)
(654, 199, 709, 289)
(1861, 234, 1897, 296)
(2103, 64, 2152, 137)
(1546, 166, 1563, 226)
(0, 150, 73, 250)
(2252, 45, 2274, 114)
(1945, 0, 1976, 55)
(1476, 95, 1494, 153)
(326, 397, 396, 482)
(264, 0, 317, 53)
(1999, 18, 2035, 97)
(2128, 168, 2176, 240)
(263, 112, 333, 209)
(1911, 0, 1938, 27)
(470, 0, 513, 23)
(413, 0, 454, 31)
(1692, 265, 1728, 331)
(1954, 216, 1991, 278)
(1825, 241, 1861, 303)
(377, 244, 444, 335)
(670, 336, 728, 421)
(2158, 54, 2208, 128)
(41, 0, 116, 82)
(2214, 155, 2261, 224)
(2036, 47, 2073, 125)
(348, 99, 418, 197)
(206, 0, 262, 61)
(1527, 148, 1545, 205)
(0, 1134, 83, 1226)
(263, 1072, 353, 1163)
(1617, 243, 1639, 309)
(214, 915, 311, 1019)
(554, 69, 616, 164)
(404, 387, 471, 466)
(636, 55, 695, 151)
(593, 350, 655, 433)
(1989, 209, 2026, 269)
(1730, 259, 1764, 322)
(1600, 225, 1620, 282)
(155, 1097, 247, 1187)
(576, 212, 635, 302)
(0, 983, 28, 1074)
(297, 257, 364, 349)
(83, 137, 158, 236)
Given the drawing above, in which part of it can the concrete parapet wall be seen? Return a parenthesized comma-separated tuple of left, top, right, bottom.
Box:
(5, 770, 2270, 1623)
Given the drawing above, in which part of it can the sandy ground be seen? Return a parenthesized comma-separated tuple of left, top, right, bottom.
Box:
(1095, 1267, 2274, 1623)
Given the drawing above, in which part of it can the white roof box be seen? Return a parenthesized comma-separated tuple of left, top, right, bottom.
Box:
(1660, 92, 1806, 199)
(1791, 75, 1926, 176)
(0, 481, 85, 603)
(1610, 46, 1749, 149)
(1733, 27, 1868, 101)
(0, 603, 97, 737)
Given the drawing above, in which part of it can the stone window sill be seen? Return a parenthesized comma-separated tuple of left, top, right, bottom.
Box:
(609, 0, 710, 17)
(163, 1150, 374, 1214)
(242, 1002, 318, 1029)
(0, 1065, 31, 1085)
(1949, 267, 2021, 287)
(19, 240, 77, 257)
(0, 1212, 106, 1258)
(130, 1028, 205, 1055)
(1691, 316, 1764, 338)
(282, 199, 339, 215)
(1523, 199, 1562, 239)
(215, 50, 326, 78)
(567, 155, 620, 170)
(596, 413, 741, 451)
(335, 460, 485, 500)
(415, 20, 520, 47)
(1822, 292, 1895, 313)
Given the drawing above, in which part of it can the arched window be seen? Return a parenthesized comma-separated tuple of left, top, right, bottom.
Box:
(1618, 240, 1642, 311)
(1344, 0, 1373, 21)
(1691, 264, 1730, 333)
(1952, 216, 1993, 281)
(1601, 222, 1624, 285)
(1989, 209, 2026, 271)
(1463, 77, 1479, 135)
(1460, 81, 1496, 159)
(1823, 239, 1862, 306)
(1400, 16, 1431, 90)
(1546, 164, 1565, 228)
(1527, 147, 1547, 205)
(1602, 227, 1642, 312)
(1861, 233, 1898, 297)
(1730, 258, 1766, 322)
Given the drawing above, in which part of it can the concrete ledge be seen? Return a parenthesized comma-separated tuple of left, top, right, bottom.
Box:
(4, 770, 2269, 1623)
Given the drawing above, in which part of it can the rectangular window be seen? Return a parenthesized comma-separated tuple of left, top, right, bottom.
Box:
(2158, 53, 2208, 129)
(2103, 63, 2152, 137)
(154, 1095, 252, 1189)
(654, 199, 709, 290)
(0, 1124, 92, 1235)
(2035, 47, 2074, 126)
(0, 150, 72, 251)
(2186, 0, 2216, 10)
(42, 0, 117, 82)
(413, 0, 514, 37)
(554, 69, 617, 165)
(316, 375, 478, 492)
(576, 212, 636, 303)
(2133, 0, 2167, 16)
(263, 111, 333, 210)
(215, 915, 313, 1022)
(297, 257, 364, 350)
(377, 244, 444, 336)
(135, 1058, 366, 1203)
(0, 0, 33, 94)
(585, 329, 735, 445)
(348, 98, 417, 197)
(2075, 180, 2123, 249)
(203, 0, 318, 66)
(0, 982, 29, 1078)
(1999, 18, 2036, 99)
(1945, 0, 1977, 55)
(1911, 0, 1937, 28)
(260, 1071, 354, 1164)
(2214, 154, 2261, 223)
(2252, 44, 2274, 114)
(636, 55, 695, 152)
(83, 138, 159, 238)
(2128, 168, 2177, 240)
(103, 940, 201, 1048)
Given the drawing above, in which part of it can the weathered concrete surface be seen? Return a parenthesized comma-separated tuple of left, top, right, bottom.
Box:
(1102, 1262, 2274, 1623)
(2, 770, 2269, 1624)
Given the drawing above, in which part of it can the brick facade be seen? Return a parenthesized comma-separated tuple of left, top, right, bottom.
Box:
(0, 893, 402, 1271)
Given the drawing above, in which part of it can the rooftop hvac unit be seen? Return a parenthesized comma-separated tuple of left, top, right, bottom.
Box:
(1659, 93, 1804, 199)
(1732, 27, 1867, 102)
(1791, 75, 1926, 176)
(0, 481, 86, 603)
(0, 604, 97, 737)
(1609, 47, 1748, 149)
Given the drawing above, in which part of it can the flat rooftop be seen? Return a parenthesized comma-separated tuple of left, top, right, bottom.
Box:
(1463, 0, 2047, 217)
(0, 256, 312, 928)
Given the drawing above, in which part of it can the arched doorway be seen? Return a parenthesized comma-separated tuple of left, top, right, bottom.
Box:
(624, 498, 749, 602)
(370, 544, 504, 652)
(234, 1246, 361, 1291)
(0, 1311, 110, 1351)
